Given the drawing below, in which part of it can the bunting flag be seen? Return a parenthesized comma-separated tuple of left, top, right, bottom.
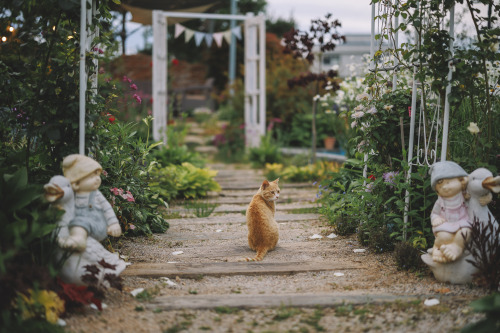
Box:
(184, 28, 194, 43)
(232, 26, 242, 40)
(213, 32, 224, 47)
(172, 23, 243, 47)
(194, 31, 205, 46)
(205, 33, 213, 47)
(174, 23, 185, 38)
(223, 30, 232, 44)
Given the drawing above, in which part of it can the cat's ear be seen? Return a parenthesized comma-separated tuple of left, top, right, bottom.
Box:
(261, 180, 270, 189)
(273, 178, 280, 184)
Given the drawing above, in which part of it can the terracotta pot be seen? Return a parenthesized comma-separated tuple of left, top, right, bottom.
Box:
(323, 136, 336, 150)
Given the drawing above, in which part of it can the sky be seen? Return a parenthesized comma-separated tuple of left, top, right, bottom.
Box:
(125, 0, 373, 54)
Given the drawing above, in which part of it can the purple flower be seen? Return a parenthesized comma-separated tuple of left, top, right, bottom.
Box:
(383, 171, 399, 187)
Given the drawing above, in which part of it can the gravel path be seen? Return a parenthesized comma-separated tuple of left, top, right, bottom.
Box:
(63, 148, 488, 332)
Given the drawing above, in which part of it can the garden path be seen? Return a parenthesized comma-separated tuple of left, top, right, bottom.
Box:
(63, 124, 488, 333)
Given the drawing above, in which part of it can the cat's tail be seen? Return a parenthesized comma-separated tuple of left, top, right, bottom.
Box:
(245, 248, 268, 262)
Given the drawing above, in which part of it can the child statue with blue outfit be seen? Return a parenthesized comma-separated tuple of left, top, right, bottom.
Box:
(58, 154, 122, 251)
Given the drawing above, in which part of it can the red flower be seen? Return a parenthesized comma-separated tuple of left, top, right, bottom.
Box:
(108, 115, 116, 123)
(368, 174, 376, 181)
(172, 58, 179, 66)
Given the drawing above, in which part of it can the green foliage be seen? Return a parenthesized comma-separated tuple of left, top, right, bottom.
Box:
(184, 200, 217, 218)
(393, 241, 425, 271)
(265, 161, 341, 183)
(461, 293, 500, 333)
(150, 163, 221, 202)
(0, 168, 61, 275)
(91, 117, 168, 235)
(248, 134, 283, 168)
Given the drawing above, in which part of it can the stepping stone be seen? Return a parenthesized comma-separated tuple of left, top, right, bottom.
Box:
(122, 261, 363, 278)
(166, 213, 320, 225)
(145, 293, 432, 311)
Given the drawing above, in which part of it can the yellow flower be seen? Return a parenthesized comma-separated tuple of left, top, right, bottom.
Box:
(18, 289, 65, 324)
(467, 122, 480, 135)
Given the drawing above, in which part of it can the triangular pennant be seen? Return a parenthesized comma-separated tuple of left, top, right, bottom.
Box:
(194, 32, 205, 46)
(232, 26, 242, 40)
(205, 33, 213, 47)
(174, 24, 185, 38)
(213, 32, 224, 47)
(223, 30, 232, 44)
(184, 28, 194, 43)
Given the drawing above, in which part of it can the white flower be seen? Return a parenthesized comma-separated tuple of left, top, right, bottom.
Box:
(352, 111, 365, 119)
(331, 64, 339, 71)
(356, 92, 371, 101)
(354, 104, 364, 112)
(321, 102, 329, 107)
(383, 105, 394, 111)
(366, 107, 377, 115)
(313, 95, 321, 101)
(325, 110, 333, 114)
(325, 85, 333, 90)
(467, 122, 480, 134)
(351, 121, 357, 128)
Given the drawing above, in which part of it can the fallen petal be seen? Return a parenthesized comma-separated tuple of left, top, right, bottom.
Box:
(353, 249, 366, 253)
(424, 298, 440, 306)
(57, 319, 67, 326)
(172, 251, 184, 255)
(90, 303, 99, 310)
(327, 233, 337, 239)
(130, 288, 145, 297)
(216, 229, 223, 233)
(334, 272, 345, 277)
(310, 234, 323, 239)
(161, 277, 178, 288)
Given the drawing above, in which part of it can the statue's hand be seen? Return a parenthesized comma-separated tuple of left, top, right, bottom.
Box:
(479, 192, 493, 206)
(107, 223, 122, 237)
(431, 217, 445, 227)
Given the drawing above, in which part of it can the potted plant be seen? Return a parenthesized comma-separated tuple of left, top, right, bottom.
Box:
(322, 111, 345, 150)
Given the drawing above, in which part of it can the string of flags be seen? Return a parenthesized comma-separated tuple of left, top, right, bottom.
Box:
(174, 23, 242, 47)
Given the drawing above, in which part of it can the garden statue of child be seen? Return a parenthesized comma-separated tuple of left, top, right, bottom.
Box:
(58, 154, 122, 251)
(429, 161, 471, 263)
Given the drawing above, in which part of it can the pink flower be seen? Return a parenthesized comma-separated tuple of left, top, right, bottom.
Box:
(133, 94, 142, 104)
(99, 67, 105, 74)
(102, 170, 108, 177)
(130, 83, 137, 90)
(121, 191, 135, 202)
(105, 77, 111, 83)
(129, 224, 136, 230)
(123, 76, 132, 83)
(110, 187, 124, 196)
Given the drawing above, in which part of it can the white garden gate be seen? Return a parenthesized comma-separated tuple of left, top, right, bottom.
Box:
(151, 11, 266, 147)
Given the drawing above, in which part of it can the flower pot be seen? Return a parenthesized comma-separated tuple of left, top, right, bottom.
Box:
(323, 136, 336, 150)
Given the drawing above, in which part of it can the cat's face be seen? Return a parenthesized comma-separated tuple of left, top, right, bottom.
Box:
(261, 178, 280, 202)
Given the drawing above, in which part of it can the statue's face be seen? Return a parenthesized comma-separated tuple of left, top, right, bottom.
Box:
(73, 170, 101, 193)
(435, 177, 464, 198)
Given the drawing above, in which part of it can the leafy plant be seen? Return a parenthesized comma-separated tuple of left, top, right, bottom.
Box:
(184, 200, 217, 218)
(465, 215, 500, 291)
(248, 134, 283, 168)
(461, 293, 500, 333)
(150, 163, 221, 202)
(393, 241, 425, 271)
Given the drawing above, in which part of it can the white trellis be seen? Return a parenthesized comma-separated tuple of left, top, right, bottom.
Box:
(370, 0, 455, 239)
(152, 11, 266, 147)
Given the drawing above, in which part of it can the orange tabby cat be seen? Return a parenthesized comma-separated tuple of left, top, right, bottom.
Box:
(244, 178, 280, 261)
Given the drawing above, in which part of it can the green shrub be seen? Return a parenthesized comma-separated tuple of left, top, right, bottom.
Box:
(393, 242, 425, 271)
(150, 162, 221, 201)
(91, 117, 169, 235)
(461, 293, 500, 333)
(248, 135, 282, 168)
(152, 145, 205, 168)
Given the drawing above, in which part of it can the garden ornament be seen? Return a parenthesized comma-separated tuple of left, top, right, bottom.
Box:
(44, 155, 127, 285)
(466, 168, 500, 228)
(421, 162, 498, 284)
(428, 161, 471, 264)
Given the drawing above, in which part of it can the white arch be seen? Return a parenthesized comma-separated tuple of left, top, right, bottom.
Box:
(152, 10, 266, 147)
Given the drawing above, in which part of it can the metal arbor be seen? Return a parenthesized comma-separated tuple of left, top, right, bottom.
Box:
(369, 0, 456, 238)
(151, 11, 266, 147)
